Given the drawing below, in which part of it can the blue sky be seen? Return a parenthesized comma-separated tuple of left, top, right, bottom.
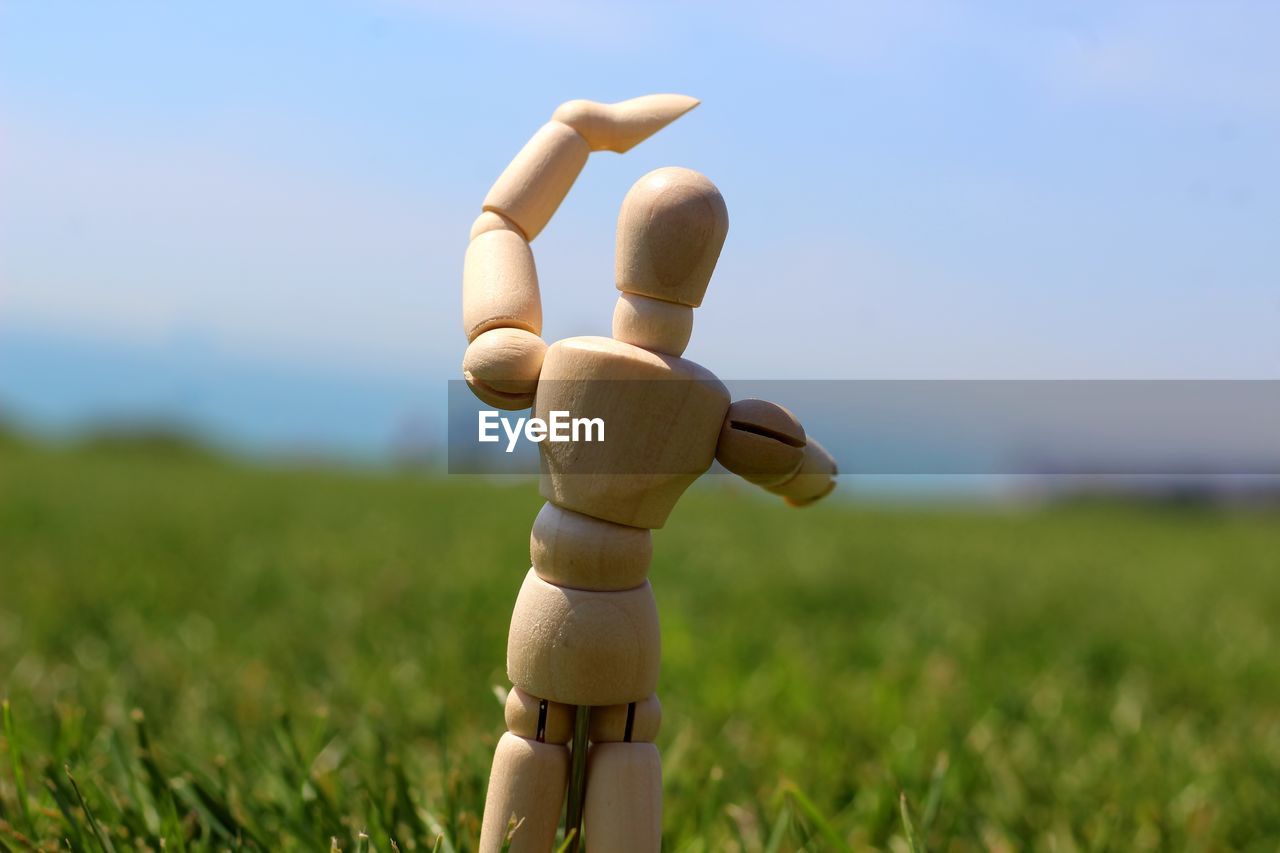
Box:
(2, 1, 1277, 456)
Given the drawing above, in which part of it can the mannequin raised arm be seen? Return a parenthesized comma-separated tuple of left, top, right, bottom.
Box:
(461, 95, 700, 409)
(715, 399, 838, 506)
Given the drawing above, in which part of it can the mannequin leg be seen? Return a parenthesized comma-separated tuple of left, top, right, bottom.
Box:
(478, 690, 575, 853)
(582, 697, 662, 852)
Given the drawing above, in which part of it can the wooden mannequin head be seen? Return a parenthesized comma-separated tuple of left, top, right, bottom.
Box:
(612, 167, 728, 356)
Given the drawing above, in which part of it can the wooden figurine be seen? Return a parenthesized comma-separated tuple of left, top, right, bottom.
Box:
(462, 95, 837, 852)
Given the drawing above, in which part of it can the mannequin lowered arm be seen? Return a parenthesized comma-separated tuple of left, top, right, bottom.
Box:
(715, 399, 838, 506)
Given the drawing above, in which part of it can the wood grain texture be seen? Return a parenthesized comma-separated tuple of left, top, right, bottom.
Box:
(478, 732, 569, 853)
(482, 121, 588, 241)
(583, 742, 662, 852)
(615, 167, 728, 308)
(715, 399, 808, 487)
(589, 694, 661, 743)
(463, 229, 542, 342)
(507, 568, 660, 706)
(551, 94, 699, 153)
(530, 502, 652, 592)
(469, 210, 525, 241)
(462, 327, 547, 410)
(611, 292, 693, 356)
(504, 686, 575, 745)
(767, 438, 838, 506)
(535, 336, 730, 529)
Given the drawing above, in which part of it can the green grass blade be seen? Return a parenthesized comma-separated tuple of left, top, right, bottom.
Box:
(762, 801, 791, 853)
(782, 782, 849, 852)
(179, 769, 266, 849)
(66, 765, 116, 853)
(131, 710, 188, 853)
(920, 751, 949, 836)
(553, 827, 577, 853)
(1, 701, 35, 839)
(43, 769, 87, 851)
(274, 714, 343, 841)
(390, 758, 431, 845)
(899, 791, 924, 853)
(420, 808, 457, 853)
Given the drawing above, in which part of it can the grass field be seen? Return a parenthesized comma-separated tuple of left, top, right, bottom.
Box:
(1, 434, 1279, 851)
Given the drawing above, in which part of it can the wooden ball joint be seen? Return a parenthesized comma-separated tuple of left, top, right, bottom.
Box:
(463, 95, 837, 853)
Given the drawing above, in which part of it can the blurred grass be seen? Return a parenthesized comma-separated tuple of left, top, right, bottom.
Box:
(1, 436, 1279, 850)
